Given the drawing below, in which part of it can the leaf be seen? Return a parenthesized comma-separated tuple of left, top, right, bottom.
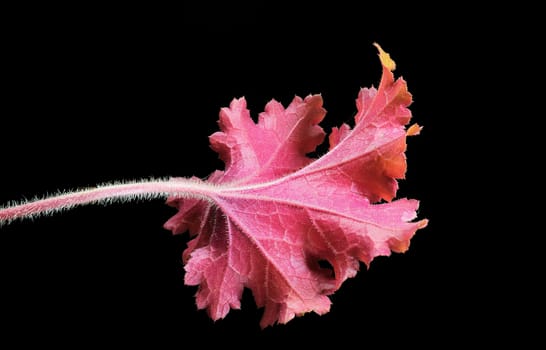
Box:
(165, 43, 428, 328)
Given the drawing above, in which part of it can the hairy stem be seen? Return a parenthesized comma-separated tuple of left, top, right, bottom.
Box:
(0, 178, 217, 226)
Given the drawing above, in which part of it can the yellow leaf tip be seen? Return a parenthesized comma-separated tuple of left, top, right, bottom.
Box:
(407, 123, 423, 136)
(373, 42, 396, 71)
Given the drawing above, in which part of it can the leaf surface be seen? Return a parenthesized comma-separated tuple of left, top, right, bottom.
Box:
(164, 43, 428, 328)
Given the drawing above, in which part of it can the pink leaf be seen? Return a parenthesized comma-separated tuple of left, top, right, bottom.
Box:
(164, 43, 428, 328)
(0, 43, 427, 329)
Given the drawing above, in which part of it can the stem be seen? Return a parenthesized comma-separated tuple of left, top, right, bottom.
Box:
(0, 178, 217, 226)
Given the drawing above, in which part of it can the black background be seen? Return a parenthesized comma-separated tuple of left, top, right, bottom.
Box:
(0, 2, 528, 347)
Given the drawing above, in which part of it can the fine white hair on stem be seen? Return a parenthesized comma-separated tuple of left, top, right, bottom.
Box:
(0, 177, 216, 227)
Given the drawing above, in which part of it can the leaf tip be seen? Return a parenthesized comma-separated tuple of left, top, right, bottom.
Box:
(373, 42, 396, 71)
(407, 123, 423, 136)
(418, 219, 429, 229)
